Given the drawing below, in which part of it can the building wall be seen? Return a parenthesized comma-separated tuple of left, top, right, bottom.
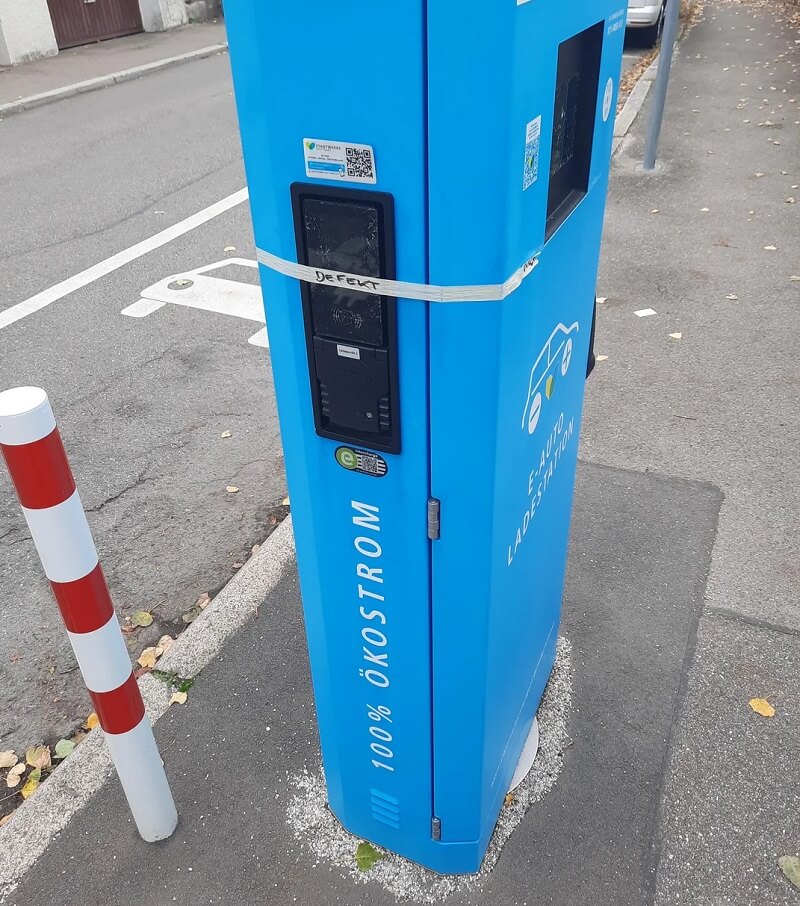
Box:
(139, 0, 187, 32)
(0, 0, 58, 65)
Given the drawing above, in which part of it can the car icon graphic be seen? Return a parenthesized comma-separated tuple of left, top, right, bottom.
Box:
(521, 321, 580, 435)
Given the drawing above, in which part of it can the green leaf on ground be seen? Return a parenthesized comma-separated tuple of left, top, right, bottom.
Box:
(54, 739, 76, 760)
(130, 611, 154, 628)
(779, 856, 800, 890)
(355, 841, 384, 872)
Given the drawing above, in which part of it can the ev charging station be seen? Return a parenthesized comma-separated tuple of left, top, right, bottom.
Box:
(226, 1, 626, 875)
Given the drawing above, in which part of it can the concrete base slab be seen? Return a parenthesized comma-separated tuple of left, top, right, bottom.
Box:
(8, 462, 721, 905)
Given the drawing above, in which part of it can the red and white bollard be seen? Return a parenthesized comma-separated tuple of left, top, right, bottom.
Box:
(0, 387, 177, 842)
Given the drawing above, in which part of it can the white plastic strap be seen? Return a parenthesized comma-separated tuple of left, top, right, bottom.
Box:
(256, 248, 538, 304)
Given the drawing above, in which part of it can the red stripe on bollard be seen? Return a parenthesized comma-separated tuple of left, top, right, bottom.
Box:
(51, 563, 116, 634)
(0, 428, 76, 510)
(89, 672, 146, 736)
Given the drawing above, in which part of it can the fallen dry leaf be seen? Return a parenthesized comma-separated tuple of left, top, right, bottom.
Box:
(0, 751, 17, 769)
(25, 745, 51, 771)
(174, 278, 192, 287)
(20, 773, 39, 800)
(281, 497, 290, 507)
(6, 763, 25, 788)
(597, 297, 607, 304)
(84, 712, 100, 731)
(779, 855, 800, 890)
(700, 207, 710, 212)
(764, 245, 778, 251)
(749, 697, 776, 718)
(233, 561, 244, 569)
(195, 593, 211, 610)
(224, 245, 236, 253)
(182, 606, 203, 624)
(157, 635, 175, 654)
(170, 691, 188, 705)
(650, 209, 660, 214)
(504, 793, 514, 807)
(220, 430, 232, 439)
(669, 333, 683, 340)
(787, 197, 796, 204)
(0, 814, 12, 827)
(726, 294, 739, 301)
(137, 647, 159, 669)
(226, 486, 240, 494)
(130, 610, 154, 628)
(596, 355, 609, 362)
(791, 276, 800, 282)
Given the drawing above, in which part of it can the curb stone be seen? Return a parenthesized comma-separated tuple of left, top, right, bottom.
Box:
(0, 43, 229, 119)
(613, 57, 660, 155)
(0, 515, 295, 903)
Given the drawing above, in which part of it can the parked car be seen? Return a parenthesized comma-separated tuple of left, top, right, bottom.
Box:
(626, 0, 668, 46)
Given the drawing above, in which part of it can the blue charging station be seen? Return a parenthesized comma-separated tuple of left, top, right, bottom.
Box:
(226, 1, 626, 875)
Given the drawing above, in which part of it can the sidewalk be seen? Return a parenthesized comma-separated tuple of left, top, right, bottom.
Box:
(0, 22, 227, 111)
(2, 2, 799, 904)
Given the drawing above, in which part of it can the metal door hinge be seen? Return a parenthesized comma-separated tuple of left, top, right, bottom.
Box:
(427, 498, 440, 541)
(431, 817, 442, 841)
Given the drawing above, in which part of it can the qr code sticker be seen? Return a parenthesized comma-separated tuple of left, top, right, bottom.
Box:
(523, 116, 542, 191)
(345, 146, 376, 181)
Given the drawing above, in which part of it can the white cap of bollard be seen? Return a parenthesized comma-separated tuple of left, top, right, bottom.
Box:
(0, 386, 56, 446)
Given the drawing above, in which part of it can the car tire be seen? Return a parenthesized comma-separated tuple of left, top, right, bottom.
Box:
(640, 2, 666, 47)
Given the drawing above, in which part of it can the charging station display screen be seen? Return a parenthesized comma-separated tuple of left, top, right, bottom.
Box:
(551, 73, 581, 176)
(291, 184, 400, 454)
(546, 22, 604, 240)
(302, 198, 384, 347)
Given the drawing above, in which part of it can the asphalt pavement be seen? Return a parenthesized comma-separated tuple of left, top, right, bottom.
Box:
(0, 54, 282, 754)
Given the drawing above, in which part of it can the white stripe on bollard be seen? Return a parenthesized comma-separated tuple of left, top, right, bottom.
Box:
(104, 716, 179, 842)
(0, 386, 55, 445)
(67, 617, 134, 694)
(21, 490, 99, 583)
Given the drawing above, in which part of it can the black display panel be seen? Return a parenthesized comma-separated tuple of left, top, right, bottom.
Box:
(546, 21, 604, 240)
(303, 198, 385, 348)
(291, 184, 400, 454)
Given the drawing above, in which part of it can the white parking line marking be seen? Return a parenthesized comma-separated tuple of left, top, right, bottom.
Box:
(121, 298, 167, 318)
(0, 188, 249, 332)
(248, 327, 269, 348)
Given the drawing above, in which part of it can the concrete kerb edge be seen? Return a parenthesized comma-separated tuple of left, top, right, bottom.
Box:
(0, 43, 229, 119)
(0, 515, 296, 901)
(613, 56, 659, 155)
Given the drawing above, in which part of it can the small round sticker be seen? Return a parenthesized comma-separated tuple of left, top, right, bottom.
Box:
(603, 78, 614, 122)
